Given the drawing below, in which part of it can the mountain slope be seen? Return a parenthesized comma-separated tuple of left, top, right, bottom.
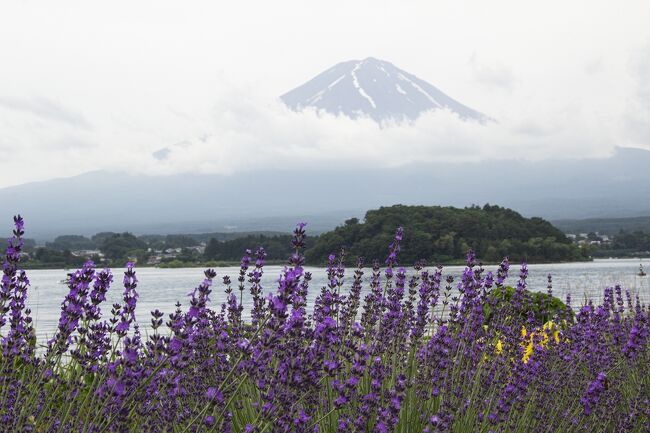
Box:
(1, 148, 649, 240)
(281, 57, 486, 122)
(551, 216, 650, 235)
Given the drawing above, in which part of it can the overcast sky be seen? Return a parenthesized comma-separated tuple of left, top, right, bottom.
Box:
(1, 0, 649, 188)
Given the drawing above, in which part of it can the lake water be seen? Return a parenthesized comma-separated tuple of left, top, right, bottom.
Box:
(23, 259, 650, 345)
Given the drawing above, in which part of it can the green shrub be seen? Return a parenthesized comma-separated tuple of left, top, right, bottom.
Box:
(484, 286, 572, 325)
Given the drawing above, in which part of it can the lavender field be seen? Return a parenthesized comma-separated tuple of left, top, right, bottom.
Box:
(1, 217, 648, 432)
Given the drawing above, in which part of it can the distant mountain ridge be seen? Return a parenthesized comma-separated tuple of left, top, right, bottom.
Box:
(1, 147, 649, 241)
(552, 216, 650, 236)
(281, 57, 486, 123)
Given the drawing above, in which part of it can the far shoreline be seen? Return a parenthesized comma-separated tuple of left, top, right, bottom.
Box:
(28, 257, 650, 272)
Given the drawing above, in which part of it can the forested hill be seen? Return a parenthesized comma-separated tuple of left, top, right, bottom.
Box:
(304, 204, 588, 265)
(23, 204, 588, 268)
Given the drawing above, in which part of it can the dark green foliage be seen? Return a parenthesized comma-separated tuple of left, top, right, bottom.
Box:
(140, 234, 200, 251)
(99, 232, 148, 262)
(484, 286, 572, 325)
(552, 216, 650, 236)
(611, 230, 650, 252)
(140, 231, 289, 245)
(46, 235, 95, 251)
(306, 204, 587, 265)
(91, 232, 118, 245)
(590, 230, 650, 258)
(172, 247, 202, 263)
(204, 234, 316, 261)
(24, 247, 86, 268)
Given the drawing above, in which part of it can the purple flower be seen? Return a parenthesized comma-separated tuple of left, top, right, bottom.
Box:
(384, 227, 403, 268)
(206, 387, 224, 404)
(0, 217, 647, 432)
(581, 372, 607, 415)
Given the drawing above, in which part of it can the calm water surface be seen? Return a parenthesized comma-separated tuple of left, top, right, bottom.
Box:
(25, 259, 650, 344)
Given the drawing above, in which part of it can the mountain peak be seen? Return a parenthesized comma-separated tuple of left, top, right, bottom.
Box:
(281, 58, 486, 123)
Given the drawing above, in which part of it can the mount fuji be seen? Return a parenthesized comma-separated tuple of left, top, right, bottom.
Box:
(281, 57, 486, 123)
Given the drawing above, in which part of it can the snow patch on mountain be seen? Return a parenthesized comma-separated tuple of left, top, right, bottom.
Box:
(351, 62, 377, 109)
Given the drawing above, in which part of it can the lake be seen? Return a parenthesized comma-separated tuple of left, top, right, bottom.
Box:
(24, 258, 650, 345)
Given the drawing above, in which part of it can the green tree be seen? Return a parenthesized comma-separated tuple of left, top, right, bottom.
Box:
(99, 233, 148, 263)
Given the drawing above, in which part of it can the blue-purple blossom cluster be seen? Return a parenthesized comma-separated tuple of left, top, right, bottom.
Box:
(0, 217, 647, 432)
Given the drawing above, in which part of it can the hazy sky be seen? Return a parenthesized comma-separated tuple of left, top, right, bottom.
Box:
(1, 0, 650, 187)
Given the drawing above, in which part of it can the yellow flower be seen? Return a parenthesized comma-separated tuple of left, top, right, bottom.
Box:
(519, 321, 563, 363)
(522, 340, 534, 363)
(540, 332, 550, 348)
(543, 320, 560, 344)
(495, 339, 503, 354)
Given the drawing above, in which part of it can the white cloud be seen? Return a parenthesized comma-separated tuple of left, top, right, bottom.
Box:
(469, 54, 516, 91)
(624, 43, 650, 148)
(0, 97, 91, 129)
(0, 83, 631, 188)
(0, 0, 649, 187)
